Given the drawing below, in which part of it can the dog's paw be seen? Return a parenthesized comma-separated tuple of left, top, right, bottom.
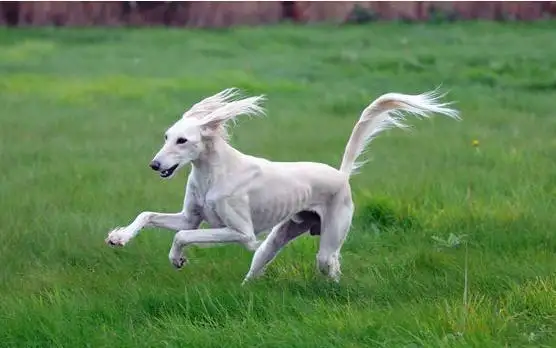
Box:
(105, 227, 133, 247)
(170, 255, 188, 269)
(241, 271, 261, 286)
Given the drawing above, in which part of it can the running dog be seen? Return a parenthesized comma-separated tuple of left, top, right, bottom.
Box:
(105, 88, 459, 284)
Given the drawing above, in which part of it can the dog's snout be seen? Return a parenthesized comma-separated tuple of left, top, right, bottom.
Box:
(149, 160, 161, 171)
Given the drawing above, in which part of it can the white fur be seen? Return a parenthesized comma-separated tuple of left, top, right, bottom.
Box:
(105, 87, 460, 284)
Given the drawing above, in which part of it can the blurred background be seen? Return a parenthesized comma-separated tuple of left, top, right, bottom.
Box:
(2, 1, 556, 27)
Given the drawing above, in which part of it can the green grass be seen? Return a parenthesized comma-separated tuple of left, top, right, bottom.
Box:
(1, 21, 555, 347)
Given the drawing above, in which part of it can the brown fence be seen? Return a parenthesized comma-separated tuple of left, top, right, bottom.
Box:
(1, 1, 555, 28)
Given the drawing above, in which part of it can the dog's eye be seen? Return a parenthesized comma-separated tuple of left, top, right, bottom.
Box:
(176, 137, 187, 145)
(164, 134, 168, 141)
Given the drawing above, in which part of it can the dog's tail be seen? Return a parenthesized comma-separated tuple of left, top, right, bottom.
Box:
(339, 89, 460, 176)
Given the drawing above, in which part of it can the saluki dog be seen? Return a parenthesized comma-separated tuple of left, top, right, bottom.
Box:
(105, 88, 459, 284)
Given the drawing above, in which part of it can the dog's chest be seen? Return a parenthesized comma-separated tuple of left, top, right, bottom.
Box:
(195, 193, 225, 228)
(201, 205, 224, 227)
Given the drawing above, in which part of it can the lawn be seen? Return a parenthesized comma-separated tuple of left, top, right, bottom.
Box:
(0, 21, 555, 347)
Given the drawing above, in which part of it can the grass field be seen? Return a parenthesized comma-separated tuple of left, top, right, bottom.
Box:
(1, 21, 555, 347)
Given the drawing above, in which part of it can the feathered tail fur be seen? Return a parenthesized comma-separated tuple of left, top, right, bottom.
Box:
(339, 89, 460, 176)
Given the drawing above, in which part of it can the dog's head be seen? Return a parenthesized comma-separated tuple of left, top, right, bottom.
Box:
(149, 88, 265, 179)
(149, 118, 205, 179)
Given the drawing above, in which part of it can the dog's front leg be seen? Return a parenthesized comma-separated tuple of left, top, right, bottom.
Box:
(105, 211, 202, 247)
(168, 195, 258, 268)
(106, 183, 202, 247)
(168, 227, 258, 268)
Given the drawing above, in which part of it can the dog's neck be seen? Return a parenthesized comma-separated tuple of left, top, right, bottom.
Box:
(191, 136, 242, 180)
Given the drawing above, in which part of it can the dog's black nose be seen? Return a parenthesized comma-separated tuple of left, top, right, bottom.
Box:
(149, 160, 161, 171)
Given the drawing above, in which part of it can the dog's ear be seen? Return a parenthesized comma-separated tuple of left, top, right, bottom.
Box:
(183, 88, 241, 120)
(198, 118, 222, 137)
(198, 95, 266, 136)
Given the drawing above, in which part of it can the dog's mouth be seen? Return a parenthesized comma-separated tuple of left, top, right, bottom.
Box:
(160, 164, 179, 178)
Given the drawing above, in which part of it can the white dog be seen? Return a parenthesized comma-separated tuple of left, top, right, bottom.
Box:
(105, 87, 459, 284)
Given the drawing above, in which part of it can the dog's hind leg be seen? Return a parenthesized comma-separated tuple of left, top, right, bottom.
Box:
(316, 193, 354, 282)
(242, 218, 311, 284)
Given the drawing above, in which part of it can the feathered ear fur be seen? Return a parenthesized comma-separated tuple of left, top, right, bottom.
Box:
(198, 94, 266, 138)
(182, 87, 242, 120)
